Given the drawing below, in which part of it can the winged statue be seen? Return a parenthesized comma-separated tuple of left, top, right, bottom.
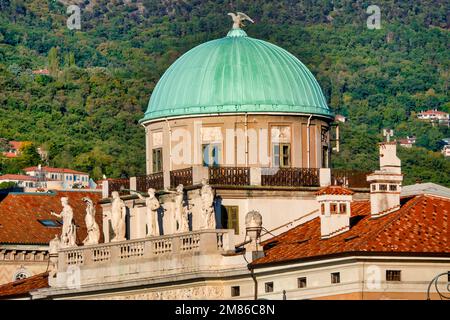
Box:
(227, 12, 255, 29)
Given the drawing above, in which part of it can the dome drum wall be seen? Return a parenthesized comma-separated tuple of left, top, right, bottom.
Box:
(144, 114, 330, 175)
(141, 29, 333, 124)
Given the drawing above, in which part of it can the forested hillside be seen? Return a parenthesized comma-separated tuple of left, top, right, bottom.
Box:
(0, 0, 448, 185)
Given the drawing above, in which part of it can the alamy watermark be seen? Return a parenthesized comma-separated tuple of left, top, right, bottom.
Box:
(67, 5, 81, 30)
(366, 5, 381, 30)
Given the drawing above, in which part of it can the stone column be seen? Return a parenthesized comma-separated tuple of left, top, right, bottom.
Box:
(319, 168, 331, 187)
(250, 167, 262, 186)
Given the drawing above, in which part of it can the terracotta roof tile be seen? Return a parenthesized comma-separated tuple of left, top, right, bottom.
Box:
(23, 166, 88, 175)
(0, 174, 37, 181)
(316, 185, 354, 196)
(0, 272, 49, 298)
(252, 195, 450, 266)
(0, 191, 103, 245)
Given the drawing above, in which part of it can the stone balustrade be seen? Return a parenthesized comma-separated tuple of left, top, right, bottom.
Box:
(53, 229, 239, 289)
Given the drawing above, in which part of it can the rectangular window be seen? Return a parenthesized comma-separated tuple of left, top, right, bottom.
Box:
(322, 146, 329, 168)
(331, 272, 340, 284)
(272, 143, 290, 167)
(371, 184, 376, 191)
(265, 282, 274, 293)
(321, 203, 325, 215)
(152, 148, 163, 173)
(339, 203, 347, 214)
(222, 205, 239, 235)
(386, 270, 401, 281)
(330, 203, 337, 214)
(379, 184, 387, 191)
(202, 144, 221, 167)
(389, 185, 398, 191)
(231, 286, 240, 297)
(298, 277, 307, 288)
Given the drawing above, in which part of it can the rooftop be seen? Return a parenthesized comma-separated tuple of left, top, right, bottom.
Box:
(0, 272, 49, 299)
(316, 185, 354, 196)
(142, 28, 332, 123)
(0, 191, 102, 245)
(23, 166, 88, 175)
(0, 174, 37, 181)
(252, 194, 450, 267)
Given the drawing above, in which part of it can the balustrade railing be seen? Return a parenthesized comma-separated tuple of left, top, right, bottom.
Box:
(208, 167, 250, 185)
(331, 169, 370, 188)
(58, 230, 231, 269)
(136, 172, 164, 192)
(170, 167, 193, 188)
(261, 167, 320, 187)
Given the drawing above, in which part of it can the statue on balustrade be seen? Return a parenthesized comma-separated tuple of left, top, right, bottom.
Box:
(111, 191, 127, 242)
(200, 179, 216, 229)
(82, 197, 100, 245)
(165, 184, 190, 233)
(48, 235, 60, 279)
(51, 197, 77, 247)
(135, 188, 161, 237)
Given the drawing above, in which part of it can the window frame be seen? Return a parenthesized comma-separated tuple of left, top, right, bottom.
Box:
(331, 272, 340, 284)
(265, 281, 274, 293)
(297, 277, 307, 288)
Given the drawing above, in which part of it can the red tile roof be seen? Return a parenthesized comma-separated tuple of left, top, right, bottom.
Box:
(0, 191, 102, 245)
(316, 185, 354, 196)
(0, 174, 37, 181)
(0, 272, 49, 299)
(252, 195, 450, 267)
(23, 166, 88, 175)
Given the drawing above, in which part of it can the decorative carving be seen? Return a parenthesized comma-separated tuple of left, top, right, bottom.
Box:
(111, 191, 126, 242)
(152, 131, 163, 147)
(271, 126, 291, 143)
(82, 197, 100, 245)
(227, 12, 254, 29)
(200, 179, 216, 229)
(135, 188, 161, 237)
(101, 285, 224, 300)
(200, 127, 222, 143)
(51, 197, 77, 248)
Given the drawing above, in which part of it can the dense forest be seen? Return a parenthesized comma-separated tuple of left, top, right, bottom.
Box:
(0, 0, 448, 185)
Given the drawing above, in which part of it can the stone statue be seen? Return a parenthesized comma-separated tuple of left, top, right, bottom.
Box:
(111, 191, 126, 242)
(165, 184, 190, 233)
(135, 188, 161, 237)
(51, 197, 77, 248)
(82, 197, 100, 245)
(227, 12, 254, 29)
(200, 179, 216, 229)
(48, 235, 60, 279)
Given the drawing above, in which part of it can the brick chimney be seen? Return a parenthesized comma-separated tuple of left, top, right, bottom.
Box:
(316, 186, 354, 239)
(366, 142, 403, 218)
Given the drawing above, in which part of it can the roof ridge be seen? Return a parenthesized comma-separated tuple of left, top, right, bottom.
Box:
(356, 195, 424, 251)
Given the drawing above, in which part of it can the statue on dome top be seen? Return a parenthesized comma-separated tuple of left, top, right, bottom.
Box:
(227, 12, 254, 29)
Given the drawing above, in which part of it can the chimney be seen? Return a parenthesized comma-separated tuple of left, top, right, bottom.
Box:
(316, 186, 354, 239)
(366, 142, 403, 218)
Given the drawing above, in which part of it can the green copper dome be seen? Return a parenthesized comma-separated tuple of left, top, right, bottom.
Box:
(141, 29, 332, 122)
